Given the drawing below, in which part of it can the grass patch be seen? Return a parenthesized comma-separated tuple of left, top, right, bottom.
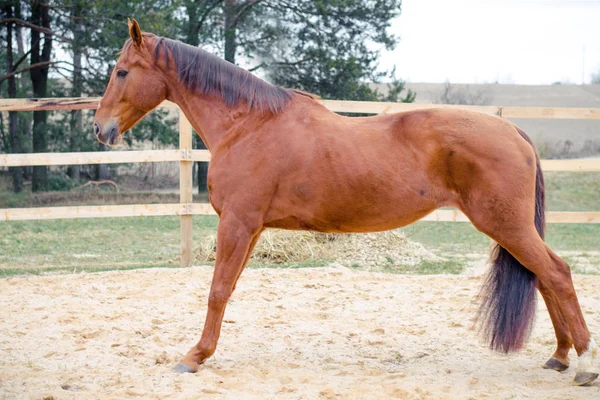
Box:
(544, 172, 600, 212)
(401, 260, 464, 275)
(0, 216, 219, 274)
(247, 259, 330, 269)
(400, 222, 600, 275)
(1, 217, 598, 277)
(400, 222, 600, 253)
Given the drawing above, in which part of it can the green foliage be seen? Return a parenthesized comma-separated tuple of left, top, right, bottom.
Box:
(127, 109, 178, 147)
(178, 0, 414, 102)
(47, 172, 79, 192)
(248, 1, 412, 101)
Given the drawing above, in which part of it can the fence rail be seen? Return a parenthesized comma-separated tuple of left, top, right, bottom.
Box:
(2, 205, 598, 224)
(1, 98, 599, 267)
(2, 151, 599, 171)
(3, 97, 600, 119)
(0, 149, 211, 166)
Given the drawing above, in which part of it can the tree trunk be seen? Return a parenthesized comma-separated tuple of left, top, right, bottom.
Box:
(30, 0, 52, 192)
(4, 3, 23, 192)
(224, 0, 237, 64)
(69, 2, 84, 180)
(15, 4, 32, 181)
(185, 1, 200, 46)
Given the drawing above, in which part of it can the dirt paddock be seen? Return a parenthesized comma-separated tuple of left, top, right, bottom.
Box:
(1, 266, 599, 399)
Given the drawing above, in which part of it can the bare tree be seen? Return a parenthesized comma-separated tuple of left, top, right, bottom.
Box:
(435, 80, 492, 105)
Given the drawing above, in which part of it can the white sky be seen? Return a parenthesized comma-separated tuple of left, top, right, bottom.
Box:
(379, 0, 600, 84)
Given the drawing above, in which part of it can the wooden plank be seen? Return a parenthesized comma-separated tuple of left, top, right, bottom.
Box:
(420, 210, 600, 224)
(0, 149, 211, 167)
(1, 97, 600, 119)
(189, 203, 218, 215)
(190, 149, 211, 162)
(545, 212, 600, 224)
(2, 96, 600, 120)
(1, 204, 187, 221)
(1, 204, 596, 223)
(502, 106, 600, 120)
(322, 100, 600, 120)
(1, 150, 179, 166)
(420, 209, 472, 222)
(4, 150, 597, 172)
(179, 111, 195, 268)
(0, 98, 177, 112)
(540, 159, 600, 172)
(0, 97, 100, 112)
(0, 150, 596, 173)
(321, 100, 501, 116)
(0, 203, 216, 221)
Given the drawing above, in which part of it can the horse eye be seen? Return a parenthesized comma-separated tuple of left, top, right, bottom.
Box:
(116, 69, 128, 78)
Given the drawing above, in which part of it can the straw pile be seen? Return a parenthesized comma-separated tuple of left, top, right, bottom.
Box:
(194, 229, 444, 270)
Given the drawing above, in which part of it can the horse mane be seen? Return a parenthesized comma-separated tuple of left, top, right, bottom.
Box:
(291, 89, 321, 100)
(125, 35, 296, 114)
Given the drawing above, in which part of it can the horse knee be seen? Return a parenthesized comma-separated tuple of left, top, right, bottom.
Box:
(208, 287, 232, 309)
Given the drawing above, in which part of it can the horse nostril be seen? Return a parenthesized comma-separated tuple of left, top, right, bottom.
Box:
(94, 122, 101, 137)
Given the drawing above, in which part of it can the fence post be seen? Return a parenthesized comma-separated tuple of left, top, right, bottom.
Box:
(179, 109, 193, 267)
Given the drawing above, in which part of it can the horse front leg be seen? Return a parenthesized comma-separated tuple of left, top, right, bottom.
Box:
(173, 214, 263, 373)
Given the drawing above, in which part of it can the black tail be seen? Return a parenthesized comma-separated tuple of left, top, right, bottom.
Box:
(478, 128, 545, 353)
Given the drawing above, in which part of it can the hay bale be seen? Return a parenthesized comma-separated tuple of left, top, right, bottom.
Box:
(194, 229, 443, 270)
(195, 230, 334, 263)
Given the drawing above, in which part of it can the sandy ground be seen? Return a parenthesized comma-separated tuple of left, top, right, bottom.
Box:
(1, 266, 599, 400)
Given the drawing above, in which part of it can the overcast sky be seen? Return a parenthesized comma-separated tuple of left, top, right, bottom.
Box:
(378, 0, 600, 84)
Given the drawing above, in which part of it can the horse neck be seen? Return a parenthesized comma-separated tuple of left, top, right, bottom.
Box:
(166, 80, 261, 152)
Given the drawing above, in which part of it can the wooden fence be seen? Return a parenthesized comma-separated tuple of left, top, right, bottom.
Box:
(1, 97, 599, 267)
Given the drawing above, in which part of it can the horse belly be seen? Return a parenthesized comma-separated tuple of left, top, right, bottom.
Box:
(324, 197, 437, 232)
(265, 188, 439, 233)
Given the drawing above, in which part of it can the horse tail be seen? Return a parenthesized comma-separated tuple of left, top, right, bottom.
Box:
(477, 127, 545, 353)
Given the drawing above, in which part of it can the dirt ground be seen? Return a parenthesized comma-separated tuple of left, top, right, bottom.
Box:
(0, 265, 599, 400)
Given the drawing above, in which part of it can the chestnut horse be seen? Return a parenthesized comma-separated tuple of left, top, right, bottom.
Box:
(93, 19, 598, 385)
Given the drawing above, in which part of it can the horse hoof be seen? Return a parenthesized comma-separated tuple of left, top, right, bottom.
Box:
(172, 362, 197, 374)
(543, 357, 569, 372)
(573, 372, 599, 386)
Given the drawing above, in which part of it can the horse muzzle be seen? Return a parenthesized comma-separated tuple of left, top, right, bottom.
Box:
(94, 120, 122, 146)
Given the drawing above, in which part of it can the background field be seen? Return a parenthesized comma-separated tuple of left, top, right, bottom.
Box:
(1, 171, 598, 277)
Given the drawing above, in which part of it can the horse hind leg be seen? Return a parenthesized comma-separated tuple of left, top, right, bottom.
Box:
(471, 212, 598, 385)
(538, 280, 572, 371)
(541, 249, 598, 385)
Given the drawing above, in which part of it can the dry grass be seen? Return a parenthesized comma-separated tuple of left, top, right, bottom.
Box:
(194, 229, 445, 272)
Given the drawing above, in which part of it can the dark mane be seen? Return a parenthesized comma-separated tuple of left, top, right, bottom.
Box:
(142, 36, 294, 114)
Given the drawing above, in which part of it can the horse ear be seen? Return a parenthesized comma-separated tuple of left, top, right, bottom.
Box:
(128, 18, 143, 47)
